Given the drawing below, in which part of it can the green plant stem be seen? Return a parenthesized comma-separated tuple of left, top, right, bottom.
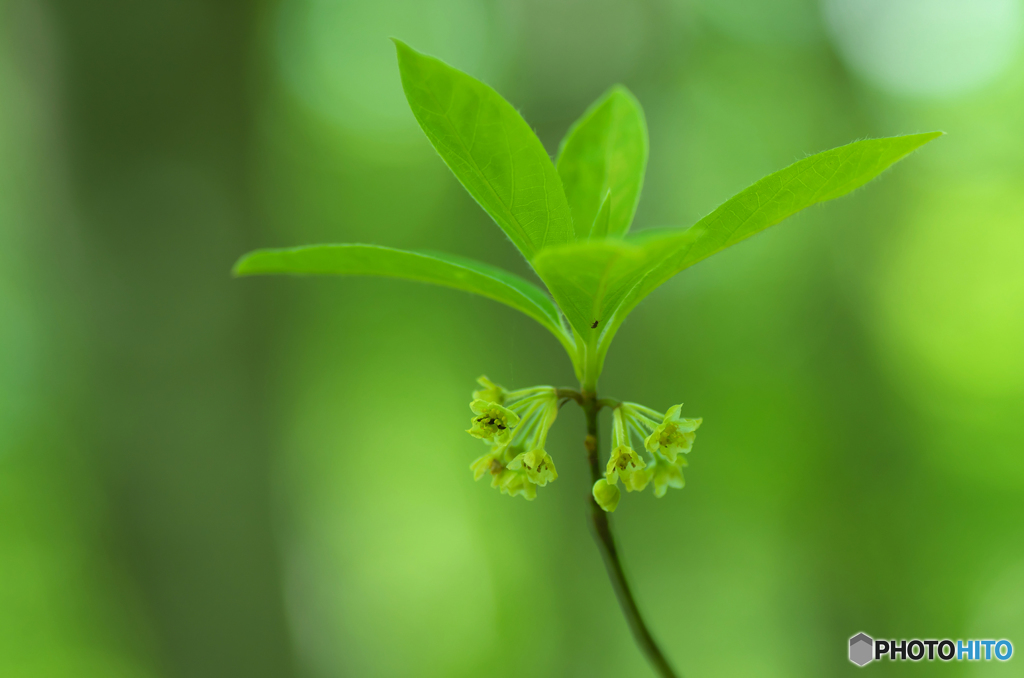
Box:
(555, 388, 583, 404)
(582, 393, 680, 678)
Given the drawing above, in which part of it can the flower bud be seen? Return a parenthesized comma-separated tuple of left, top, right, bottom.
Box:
(592, 478, 621, 512)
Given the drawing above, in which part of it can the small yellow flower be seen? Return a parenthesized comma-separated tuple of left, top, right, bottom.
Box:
(644, 404, 701, 463)
(495, 468, 538, 500)
(605, 407, 649, 492)
(466, 384, 564, 501)
(472, 375, 507, 405)
(605, 444, 647, 491)
(621, 465, 653, 493)
(467, 399, 519, 444)
(507, 448, 558, 486)
(470, 448, 506, 481)
(650, 453, 688, 498)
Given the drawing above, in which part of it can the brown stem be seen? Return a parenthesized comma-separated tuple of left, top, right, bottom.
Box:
(583, 393, 680, 678)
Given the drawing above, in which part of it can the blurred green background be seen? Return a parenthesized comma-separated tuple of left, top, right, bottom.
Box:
(2, 0, 1023, 676)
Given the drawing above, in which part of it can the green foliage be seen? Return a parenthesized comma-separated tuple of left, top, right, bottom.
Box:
(393, 39, 575, 260)
(534, 132, 943, 376)
(590, 192, 613, 240)
(235, 40, 940, 391)
(233, 243, 573, 352)
(556, 86, 648, 239)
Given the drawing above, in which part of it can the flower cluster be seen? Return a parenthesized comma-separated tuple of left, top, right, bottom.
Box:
(465, 375, 701, 509)
(592, 402, 702, 513)
(467, 376, 560, 500)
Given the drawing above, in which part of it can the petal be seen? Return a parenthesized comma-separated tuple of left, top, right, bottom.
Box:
(644, 429, 660, 453)
(676, 417, 702, 433)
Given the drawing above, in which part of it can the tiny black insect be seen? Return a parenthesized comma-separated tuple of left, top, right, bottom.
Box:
(591, 320, 599, 329)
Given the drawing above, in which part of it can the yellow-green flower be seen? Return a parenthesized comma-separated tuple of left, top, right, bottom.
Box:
(605, 444, 647, 491)
(466, 385, 563, 501)
(621, 464, 653, 493)
(470, 448, 505, 481)
(605, 407, 649, 492)
(644, 404, 701, 462)
(470, 444, 535, 500)
(592, 478, 621, 512)
(650, 453, 688, 498)
(467, 399, 519, 444)
(495, 468, 538, 500)
(507, 448, 558, 486)
(472, 375, 506, 405)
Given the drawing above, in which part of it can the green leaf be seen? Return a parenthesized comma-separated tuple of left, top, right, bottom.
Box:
(234, 244, 573, 351)
(535, 132, 942, 372)
(591, 191, 612, 240)
(394, 40, 574, 260)
(533, 237, 654, 344)
(556, 86, 648, 239)
(614, 132, 944, 325)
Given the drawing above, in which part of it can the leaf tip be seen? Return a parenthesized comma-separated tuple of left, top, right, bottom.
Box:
(231, 252, 260, 277)
(593, 84, 644, 117)
(391, 38, 426, 70)
(909, 130, 945, 148)
(899, 130, 944, 156)
(390, 37, 413, 61)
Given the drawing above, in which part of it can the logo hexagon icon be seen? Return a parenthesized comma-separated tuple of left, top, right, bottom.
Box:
(849, 633, 874, 666)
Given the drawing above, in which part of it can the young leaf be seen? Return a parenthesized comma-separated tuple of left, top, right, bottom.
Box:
(556, 86, 648, 239)
(535, 132, 942, 365)
(234, 244, 573, 351)
(611, 132, 944, 330)
(394, 40, 574, 260)
(590, 191, 613, 240)
(533, 237, 662, 342)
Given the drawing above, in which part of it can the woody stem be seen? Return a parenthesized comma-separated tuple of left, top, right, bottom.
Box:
(582, 392, 680, 678)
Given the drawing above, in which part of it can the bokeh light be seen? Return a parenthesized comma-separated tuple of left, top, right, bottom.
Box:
(824, 0, 1023, 97)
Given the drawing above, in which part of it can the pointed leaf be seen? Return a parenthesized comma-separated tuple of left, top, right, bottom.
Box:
(394, 40, 574, 260)
(535, 132, 942, 368)
(556, 86, 648, 239)
(234, 244, 573, 350)
(613, 133, 944, 329)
